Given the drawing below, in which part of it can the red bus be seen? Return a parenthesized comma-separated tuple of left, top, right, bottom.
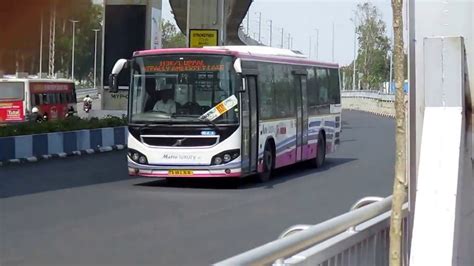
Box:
(0, 76, 77, 123)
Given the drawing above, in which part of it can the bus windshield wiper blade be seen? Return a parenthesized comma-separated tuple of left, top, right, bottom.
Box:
(198, 118, 220, 132)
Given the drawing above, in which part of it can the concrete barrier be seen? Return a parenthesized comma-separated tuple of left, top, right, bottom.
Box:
(341, 91, 407, 118)
(0, 126, 128, 165)
(342, 97, 396, 118)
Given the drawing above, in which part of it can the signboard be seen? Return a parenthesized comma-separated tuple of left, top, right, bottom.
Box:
(0, 101, 24, 122)
(189, 29, 219, 48)
(145, 60, 224, 72)
(151, 7, 162, 49)
(30, 82, 73, 93)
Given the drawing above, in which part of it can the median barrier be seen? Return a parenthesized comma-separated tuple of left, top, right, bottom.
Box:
(0, 126, 128, 166)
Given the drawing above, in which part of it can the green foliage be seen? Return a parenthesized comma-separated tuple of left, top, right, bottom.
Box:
(353, 2, 390, 90)
(161, 20, 186, 48)
(0, 116, 127, 137)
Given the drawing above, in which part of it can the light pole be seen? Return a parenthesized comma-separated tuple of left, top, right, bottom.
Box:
(314, 28, 319, 60)
(309, 36, 312, 59)
(92, 29, 100, 90)
(39, 11, 44, 76)
(268, 19, 273, 47)
(280, 28, 284, 48)
(331, 21, 335, 62)
(70, 19, 79, 81)
(287, 33, 291, 49)
(352, 19, 357, 91)
(255, 12, 262, 43)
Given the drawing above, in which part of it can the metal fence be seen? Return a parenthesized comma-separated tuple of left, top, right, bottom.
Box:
(215, 196, 409, 266)
(341, 90, 395, 102)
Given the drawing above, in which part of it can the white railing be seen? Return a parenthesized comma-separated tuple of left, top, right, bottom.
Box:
(215, 196, 409, 266)
(341, 90, 395, 102)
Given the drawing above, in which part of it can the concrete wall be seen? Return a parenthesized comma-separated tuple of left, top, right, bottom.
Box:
(341, 97, 395, 117)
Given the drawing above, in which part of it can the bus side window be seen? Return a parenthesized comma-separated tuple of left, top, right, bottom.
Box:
(307, 68, 318, 115)
(328, 69, 341, 104)
(60, 93, 67, 104)
(316, 68, 329, 105)
(32, 94, 42, 106)
(42, 93, 49, 104)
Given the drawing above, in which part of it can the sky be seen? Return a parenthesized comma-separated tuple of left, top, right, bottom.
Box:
(160, 0, 394, 65)
(98, 0, 395, 66)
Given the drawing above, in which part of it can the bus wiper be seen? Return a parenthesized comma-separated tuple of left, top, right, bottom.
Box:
(198, 117, 220, 132)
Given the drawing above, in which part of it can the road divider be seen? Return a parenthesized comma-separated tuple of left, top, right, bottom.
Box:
(0, 127, 128, 166)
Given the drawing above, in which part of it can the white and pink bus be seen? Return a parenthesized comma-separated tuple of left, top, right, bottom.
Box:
(110, 46, 341, 181)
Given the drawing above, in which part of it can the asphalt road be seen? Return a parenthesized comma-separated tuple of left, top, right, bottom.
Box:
(0, 111, 395, 266)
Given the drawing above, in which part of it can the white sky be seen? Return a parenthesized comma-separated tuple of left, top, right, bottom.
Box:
(161, 0, 394, 65)
(97, 0, 394, 65)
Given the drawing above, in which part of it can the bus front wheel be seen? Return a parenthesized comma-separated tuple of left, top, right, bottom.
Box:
(258, 141, 275, 182)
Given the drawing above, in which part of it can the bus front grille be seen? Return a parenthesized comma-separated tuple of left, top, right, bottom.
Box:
(141, 136, 219, 147)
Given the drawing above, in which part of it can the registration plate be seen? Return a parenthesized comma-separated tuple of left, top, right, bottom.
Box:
(168, 170, 193, 176)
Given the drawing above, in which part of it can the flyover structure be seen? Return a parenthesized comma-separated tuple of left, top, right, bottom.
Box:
(169, 0, 254, 45)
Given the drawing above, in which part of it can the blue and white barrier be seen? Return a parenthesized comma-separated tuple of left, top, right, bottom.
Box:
(0, 127, 128, 165)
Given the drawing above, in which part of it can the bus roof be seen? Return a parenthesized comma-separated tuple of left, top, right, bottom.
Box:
(133, 46, 339, 68)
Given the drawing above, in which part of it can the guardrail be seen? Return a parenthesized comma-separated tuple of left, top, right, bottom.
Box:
(341, 90, 395, 102)
(215, 196, 409, 266)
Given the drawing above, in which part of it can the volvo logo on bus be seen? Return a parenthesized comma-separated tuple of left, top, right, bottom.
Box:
(172, 138, 186, 147)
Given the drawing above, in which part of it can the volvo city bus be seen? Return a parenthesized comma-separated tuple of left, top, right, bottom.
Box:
(109, 46, 341, 181)
(0, 74, 77, 123)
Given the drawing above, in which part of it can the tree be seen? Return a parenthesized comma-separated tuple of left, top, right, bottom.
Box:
(389, 0, 407, 265)
(354, 3, 390, 90)
(161, 20, 186, 48)
(55, 3, 103, 84)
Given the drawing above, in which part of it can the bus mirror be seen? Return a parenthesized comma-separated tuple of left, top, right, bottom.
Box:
(238, 75, 246, 93)
(109, 74, 119, 93)
(109, 59, 128, 93)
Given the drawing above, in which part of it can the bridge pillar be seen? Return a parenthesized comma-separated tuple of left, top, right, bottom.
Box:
(409, 0, 474, 261)
(101, 0, 163, 110)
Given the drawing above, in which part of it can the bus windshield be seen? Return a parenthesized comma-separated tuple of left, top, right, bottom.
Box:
(0, 82, 24, 101)
(130, 54, 239, 125)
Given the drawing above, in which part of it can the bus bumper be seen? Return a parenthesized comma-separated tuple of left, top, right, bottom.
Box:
(128, 159, 242, 178)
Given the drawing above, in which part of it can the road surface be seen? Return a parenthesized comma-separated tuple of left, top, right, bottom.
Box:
(0, 111, 395, 266)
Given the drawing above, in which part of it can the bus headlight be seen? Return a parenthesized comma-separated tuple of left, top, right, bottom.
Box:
(214, 157, 223, 165)
(211, 149, 240, 165)
(128, 149, 148, 165)
(223, 154, 232, 163)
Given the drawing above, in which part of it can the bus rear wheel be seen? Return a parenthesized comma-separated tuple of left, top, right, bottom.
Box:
(314, 133, 326, 168)
(258, 141, 274, 182)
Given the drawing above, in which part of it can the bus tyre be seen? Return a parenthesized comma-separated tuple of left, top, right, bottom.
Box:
(258, 141, 274, 182)
(314, 133, 326, 168)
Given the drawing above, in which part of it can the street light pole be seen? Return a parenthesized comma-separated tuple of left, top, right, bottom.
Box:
(352, 21, 357, 90)
(280, 28, 284, 48)
(268, 19, 273, 46)
(246, 10, 250, 35)
(309, 36, 312, 59)
(70, 19, 79, 81)
(92, 29, 100, 90)
(331, 21, 335, 62)
(256, 12, 262, 43)
(314, 28, 319, 60)
(287, 33, 291, 49)
(39, 11, 44, 76)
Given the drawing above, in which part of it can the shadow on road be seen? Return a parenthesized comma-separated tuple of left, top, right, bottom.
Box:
(0, 151, 130, 199)
(133, 157, 356, 190)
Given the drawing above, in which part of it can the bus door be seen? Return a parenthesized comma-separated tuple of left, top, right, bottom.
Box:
(294, 74, 308, 162)
(241, 76, 259, 174)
